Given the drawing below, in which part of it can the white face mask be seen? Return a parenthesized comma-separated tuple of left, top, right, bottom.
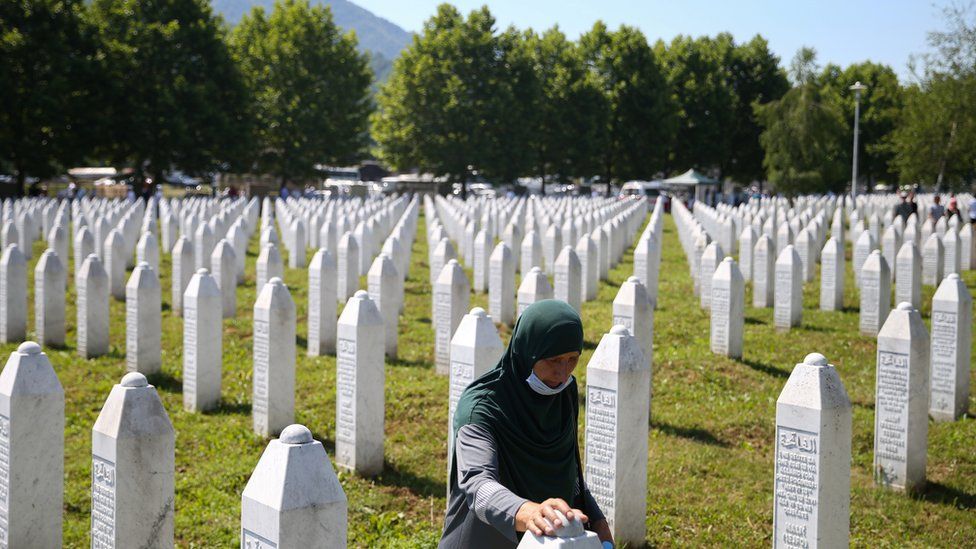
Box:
(526, 371, 573, 396)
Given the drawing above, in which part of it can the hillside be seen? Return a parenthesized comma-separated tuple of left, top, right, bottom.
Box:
(213, 0, 412, 82)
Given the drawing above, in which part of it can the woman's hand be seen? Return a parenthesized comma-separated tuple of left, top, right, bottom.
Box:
(515, 498, 588, 536)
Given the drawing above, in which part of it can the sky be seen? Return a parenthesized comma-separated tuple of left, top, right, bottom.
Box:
(354, 0, 951, 82)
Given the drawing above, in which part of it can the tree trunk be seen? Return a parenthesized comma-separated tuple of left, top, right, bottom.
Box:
(936, 119, 958, 191)
(15, 165, 26, 197)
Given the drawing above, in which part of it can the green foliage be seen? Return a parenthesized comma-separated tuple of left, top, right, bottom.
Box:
(87, 0, 250, 182)
(820, 61, 903, 184)
(887, 4, 976, 190)
(580, 22, 677, 184)
(230, 0, 373, 184)
(756, 48, 848, 195)
(0, 0, 98, 191)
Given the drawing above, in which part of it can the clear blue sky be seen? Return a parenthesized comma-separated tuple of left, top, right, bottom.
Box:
(354, 0, 950, 82)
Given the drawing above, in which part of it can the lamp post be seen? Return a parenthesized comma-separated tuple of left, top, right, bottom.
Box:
(849, 81, 868, 204)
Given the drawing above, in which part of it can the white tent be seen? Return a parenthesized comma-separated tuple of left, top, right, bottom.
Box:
(663, 169, 720, 204)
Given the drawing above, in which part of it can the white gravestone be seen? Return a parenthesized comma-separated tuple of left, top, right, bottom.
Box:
(256, 243, 284, 293)
(77, 254, 109, 358)
(335, 290, 385, 476)
(253, 278, 296, 437)
(853, 230, 875, 289)
(922, 233, 944, 287)
(47, 224, 69, 270)
(943, 228, 961, 276)
(430, 238, 456, 288)
(517, 267, 553, 317)
(773, 353, 851, 549)
(753, 235, 775, 308)
(473, 229, 491, 293)
(710, 257, 744, 358)
(739, 226, 756, 282)
(795, 228, 816, 282)
(211, 238, 237, 318)
(368, 253, 401, 359)
(91, 372, 175, 548)
(612, 276, 653, 377)
(104, 229, 127, 301)
(289, 218, 306, 269)
(554, 246, 582, 314)
(895, 241, 922, 310)
(632, 233, 659, 308)
(881, 225, 900, 283)
(489, 242, 516, 326)
(584, 325, 649, 546)
(576, 235, 598, 302)
(516, 510, 600, 549)
(194, 221, 214, 271)
(819, 237, 844, 311)
(774, 245, 803, 331)
(337, 233, 360, 303)
(74, 225, 95, 278)
(543, 224, 562, 275)
(0, 342, 65, 548)
(960, 223, 973, 270)
(434, 259, 470, 374)
(308, 248, 338, 356)
(699, 242, 723, 309)
(520, 230, 543, 278)
(859, 250, 891, 337)
(35, 248, 66, 347)
(171, 235, 194, 317)
(929, 274, 972, 422)
(0, 244, 26, 343)
(125, 262, 162, 375)
(182, 268, 223, 412)
(241, 424, 347, 548)
(874, 302, 929, 492)
(136, 230, 159, 272)
(447, 308, 504, 478)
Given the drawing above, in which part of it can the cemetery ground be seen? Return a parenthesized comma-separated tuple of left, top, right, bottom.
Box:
(7, 212, 975, 547)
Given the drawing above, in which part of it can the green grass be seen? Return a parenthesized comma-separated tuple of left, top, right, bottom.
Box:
(7, 210, 975, 547)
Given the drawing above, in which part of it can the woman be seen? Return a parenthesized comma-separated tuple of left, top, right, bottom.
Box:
(440, 300, 614, 548)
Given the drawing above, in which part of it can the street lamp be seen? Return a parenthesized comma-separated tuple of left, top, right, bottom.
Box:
(849, 81, 868, 203)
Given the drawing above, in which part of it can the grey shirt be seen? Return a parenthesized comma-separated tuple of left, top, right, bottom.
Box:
(439, 423, 605, 549)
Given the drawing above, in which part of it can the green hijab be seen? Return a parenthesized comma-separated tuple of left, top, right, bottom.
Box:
(453, 299, 585, 504)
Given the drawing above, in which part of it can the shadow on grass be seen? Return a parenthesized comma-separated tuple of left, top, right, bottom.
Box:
(916, 481, 976, 510)
(582, 339, 598, 351)
(800, 324, 832, 333)
(207, 400, 251, 416)
(147, 371, 183, 394)
(738, 357, 790, 379)
(376, 459, 447, 499)
(389, 356, 432, 368)
(652, 420, 730, 448)
(852, 399, 875, 411)
(296, 334, 308, 348)
(744, 316, 765, 326)
(841, 306, 860, 314)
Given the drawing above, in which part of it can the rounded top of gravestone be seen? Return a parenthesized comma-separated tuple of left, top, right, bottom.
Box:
(121, 372, 148, 388)
(354, 289, 370, 299)
(896, 301, 914, 311)
(268, 277, 283, 286)
(279, 424, 313, 445)
(869, 249, 880, 256)
(470, 307, 487, 317)
(529, 266, 542, 274)
(610, 324, 630, 336)
(137, 261, 150, 269)
(626, 276, 639, 284)
(196, 268, 210, 275)
(448, 259, 459, 266)
(17, 341, 41, 355)
(87, 253, 98, 261)
(947, 272, 960, 280)
(722, 256, 734, 263)
(803, 353, 828, 366)
(562, 245, 573, 252)
(550, 510, 585, 538)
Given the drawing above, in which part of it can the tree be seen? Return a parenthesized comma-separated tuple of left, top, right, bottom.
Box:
(372, 5, 525, 195)
(88, 0, 250, 190)
(523, 27, 607, 191)
(725, 35, 789, 183)
(820, 61, 903, 185)
(0, 0, 98, 194)
(657, 34, 737, 176)
(887, 4, 976, 189)
(232, 0, 372, 186)
(755, 48, 848, 195)
(580, 22, 677, 191)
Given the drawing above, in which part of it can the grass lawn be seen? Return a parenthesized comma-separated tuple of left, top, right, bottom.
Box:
(7, 209, 974, 546)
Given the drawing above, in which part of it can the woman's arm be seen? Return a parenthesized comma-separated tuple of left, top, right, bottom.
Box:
(454, 424, 529, 542)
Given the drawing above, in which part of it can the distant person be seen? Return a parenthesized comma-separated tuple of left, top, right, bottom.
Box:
(440, 300, 612, 549)
(893, 192, 914, 222)
(946, 196, 961, 220)
(969, 197, 976, 224)
(929, 195, 945, 221)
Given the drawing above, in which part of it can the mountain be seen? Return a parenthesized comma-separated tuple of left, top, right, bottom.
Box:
(212, 0, 413, 82)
